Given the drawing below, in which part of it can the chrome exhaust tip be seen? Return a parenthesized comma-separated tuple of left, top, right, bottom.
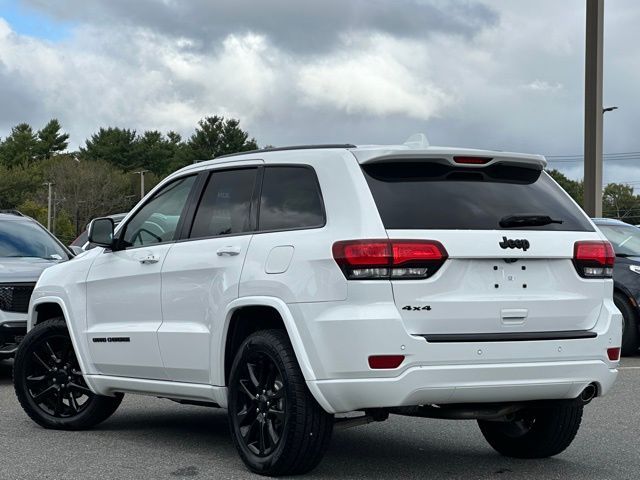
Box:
(580, 384, 597, 404)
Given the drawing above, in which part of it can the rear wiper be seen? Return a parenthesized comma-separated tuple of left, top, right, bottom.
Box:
(499, 214, 563, 228)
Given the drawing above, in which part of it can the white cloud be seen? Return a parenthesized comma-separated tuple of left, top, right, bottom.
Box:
(297, 35, 453, 119)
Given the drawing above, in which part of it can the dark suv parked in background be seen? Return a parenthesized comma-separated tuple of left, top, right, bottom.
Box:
(0, 211, 72, 359)
(593, 217, 640, 355)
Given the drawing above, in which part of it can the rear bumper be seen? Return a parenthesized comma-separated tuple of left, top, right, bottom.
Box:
(309, 359, 617, 413)
(293, 297, 622, 414)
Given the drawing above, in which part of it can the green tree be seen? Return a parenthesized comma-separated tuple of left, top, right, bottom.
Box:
(185, 116, 258, 164)
(135, 130, 181, 175)
(547, 169, 584, 207)
(80, 127, 139, 170)
(0, 123, 39, 168)
(603, 183, 640, 223)
(36, 119, 69, 160)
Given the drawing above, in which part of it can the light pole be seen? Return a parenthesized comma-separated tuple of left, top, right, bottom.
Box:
(43, 182, 54, 231)
(583, 0, 604, 217)
(133, 170, 148, 200)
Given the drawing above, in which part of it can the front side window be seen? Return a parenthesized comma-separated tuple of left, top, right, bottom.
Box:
(258, 166, 325, 231)
(190, 168, 257, 239)
(120, 175, 196, 248)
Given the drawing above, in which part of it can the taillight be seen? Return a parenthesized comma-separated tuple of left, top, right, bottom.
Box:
(333, 239, 448, 280)
(573, 241, 615, 278)
(453, 156, 492, 165)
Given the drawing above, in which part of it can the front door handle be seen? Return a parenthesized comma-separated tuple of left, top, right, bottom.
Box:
(139, 254, 160, 264)
(216, 246, 241, 257)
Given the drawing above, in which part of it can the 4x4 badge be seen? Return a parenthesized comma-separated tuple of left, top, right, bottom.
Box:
(499, 236, 530, 251)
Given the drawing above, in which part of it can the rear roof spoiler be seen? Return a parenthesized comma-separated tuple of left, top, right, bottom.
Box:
(350, 146, 547, 169)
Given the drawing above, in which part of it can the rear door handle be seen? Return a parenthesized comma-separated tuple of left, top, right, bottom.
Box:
(139, 254, 160, 264)
(216, 246, 241, 257)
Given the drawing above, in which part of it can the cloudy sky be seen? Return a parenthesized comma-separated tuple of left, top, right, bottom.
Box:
(1, 0, 639, 184)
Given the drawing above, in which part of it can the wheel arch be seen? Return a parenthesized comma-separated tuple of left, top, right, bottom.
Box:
(29, 296, 95, 388)
(219, 297, 316, 386)
(613, 285, 640, 325)
(219, 297, 334, 413)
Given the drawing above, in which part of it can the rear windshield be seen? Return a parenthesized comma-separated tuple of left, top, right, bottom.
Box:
(362, 162, 593, 231)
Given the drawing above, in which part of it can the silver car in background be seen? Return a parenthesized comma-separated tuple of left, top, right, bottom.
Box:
(0, 211, 72, 359)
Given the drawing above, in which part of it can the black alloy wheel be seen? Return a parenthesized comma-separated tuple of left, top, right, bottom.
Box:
(14, 318, 123, 430)
(24, 333, 92, 417)
(228, 330, 333, 476)
(232, 350, 286, 457)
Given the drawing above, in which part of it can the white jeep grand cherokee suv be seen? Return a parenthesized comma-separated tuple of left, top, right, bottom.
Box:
(14, 142, 621, 476)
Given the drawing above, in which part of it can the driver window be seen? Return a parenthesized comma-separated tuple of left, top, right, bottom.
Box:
(120, 175, 196, 248)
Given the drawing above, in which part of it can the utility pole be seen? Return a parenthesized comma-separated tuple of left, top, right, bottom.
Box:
(133, 170, 149, 200)
(583, 0, 604, 217)
(43, 182, 54, 231)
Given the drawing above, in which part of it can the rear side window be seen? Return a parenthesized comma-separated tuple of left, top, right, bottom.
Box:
(362, 162, 593, 231)
(258, 166, 325, 231)
(190, 168, 257, 238)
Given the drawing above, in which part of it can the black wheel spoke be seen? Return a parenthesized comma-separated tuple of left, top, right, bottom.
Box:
(68, 392, 80, 413)
(268, 407, 284, 422)
(33, 352, 51, 371)
(68, 382, 92, 395)
(53, 391, 64, 416)
(239, 379, 256, 400)
(45, 341, 59, 362)
(247, 362, 261, 389)
(267, 418, 280, 445)
(32, 385, 57, 402)
(26, 375, 47, 383)
(258, 421, 267, 454)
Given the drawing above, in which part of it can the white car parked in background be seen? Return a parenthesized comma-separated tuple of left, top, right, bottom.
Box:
(14, 140, 621, 476)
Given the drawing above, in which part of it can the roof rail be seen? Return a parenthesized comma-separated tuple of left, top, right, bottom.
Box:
(0, 210, 24, 217)
(215, 144, 357, 160)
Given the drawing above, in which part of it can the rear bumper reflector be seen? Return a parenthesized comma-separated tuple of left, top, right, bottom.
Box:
(418, 330, 598, 343)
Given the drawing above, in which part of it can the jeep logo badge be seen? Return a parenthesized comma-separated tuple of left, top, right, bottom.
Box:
(499, 236, 530, 251)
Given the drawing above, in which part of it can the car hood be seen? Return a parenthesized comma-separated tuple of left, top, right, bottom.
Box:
(0, 257, 64, 283)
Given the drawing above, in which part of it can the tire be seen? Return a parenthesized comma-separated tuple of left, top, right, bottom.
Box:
(228, 329, 333, 476)
(478, 402, 583, 458)
(13, 317, 123, 430)
(613, 292, 639, 356)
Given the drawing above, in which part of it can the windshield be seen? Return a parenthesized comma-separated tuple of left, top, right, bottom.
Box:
(0, 220, 70, 260)
(597, 223, 640, 256)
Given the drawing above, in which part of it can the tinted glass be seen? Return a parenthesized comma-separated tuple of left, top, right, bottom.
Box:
(362, 162, 593, 231)
(0, 220, 69, 260)
(121, 175, 196, 247)
(259, 167, 324, 231)
(190, 168, 257, 238)
(597, 224, 640, 256)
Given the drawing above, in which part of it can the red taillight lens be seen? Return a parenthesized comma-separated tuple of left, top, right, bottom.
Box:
(368, 355, 405, 369)
(453, 156, 492, 165)
(339, 241, 390, 266)
(607, 347, 620, 361)
(333, 239, 448, 280)
(573, 241, 615, 278)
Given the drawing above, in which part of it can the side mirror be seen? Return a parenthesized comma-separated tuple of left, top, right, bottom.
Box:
(68, 245, 84, 255)
(88, 218, 115, 248)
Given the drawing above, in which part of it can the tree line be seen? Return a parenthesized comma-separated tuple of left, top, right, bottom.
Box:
(0, 116, 257, 245)
(1, 117, 638, 246)
(547, 169, 640, 224)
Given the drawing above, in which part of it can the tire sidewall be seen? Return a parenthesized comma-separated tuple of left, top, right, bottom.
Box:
(614, 292, 639, 355)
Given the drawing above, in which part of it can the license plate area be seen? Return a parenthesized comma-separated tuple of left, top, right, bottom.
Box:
(492, 259, 532, 291)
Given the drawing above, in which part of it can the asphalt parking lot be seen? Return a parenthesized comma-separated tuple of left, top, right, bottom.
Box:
(1, 357, 639, 480)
